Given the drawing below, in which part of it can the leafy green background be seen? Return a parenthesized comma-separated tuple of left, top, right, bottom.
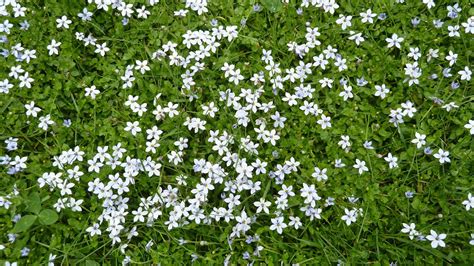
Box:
(0, 0, 473, 264)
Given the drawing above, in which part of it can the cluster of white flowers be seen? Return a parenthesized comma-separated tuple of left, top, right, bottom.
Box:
(389, 100, 417, 127)
(0, 137, 27, 175)
(152, 25, 238, 91)
(1, 0, 473, 264)
(401, 224, 447, 249)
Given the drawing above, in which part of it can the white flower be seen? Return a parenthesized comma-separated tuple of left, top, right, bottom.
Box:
(320, 0, 339, 14)
(136, 6, 151, 19)
(348, 31, 365, 45)
(464, 120, 474, 135)
(426, 230, 446, 248)
(202, 102, 218, 117)
(461, 17, 474, 34)
(124, 121, 141, 136)
(441, 102, 459, 112)
(422, 0, 435, 9)
(462, 193, 474, 211)
(374, 84, 390, 99)
(427, 48, 439, 61)
(401, 223, 418, 240)
(445, 51, 457, 66)
(363, 140, 374, 150)
(224, 194, 241, 209)
(319, 77, 333, 88)
(289, 216, 302, 229)
(68, 198, 83, 212)
(164, 102, 179, 117)
(94, 43, 110, 56)
(86, 223, 101, 237)
(228, 69, 244, 85)
(18, 73, 34, 88)
(411, 132, 426, 149)
(458, 66, 472, 81)
(10, 156, 27, 169)
(386, 33, 404, 49)
(38, 114, 55, 130)
(353, 159, 368, 174)
(85, 85, 100, 99)
(254, 198, 271, 214)
(78, 8, 93, 21)
(25, 101, 41, 117)
(135, 60, 150, 74)
(338, 135, 351, 149)
(56, 16, 72, 29)
(360, 9, 377, 24)
(317, 114, 331, 129)
(341, 208, 357, 225)
(339, 85, 353, 101)
(9, 65, 25, 79)
(384, 153, 398, 169)
(47, 39, 61, 55)
(118, 3, 134, 17)
(269, 216, 287, 234)
(336, 14, 352, 30)
(433, 149, 450, 164)
(448, 25, 460, 37)
(48, 253, 57, 266)
(174, 9, 188, 17)
(408, 47, 421, 61)
(401, 100, 417, 117)
(401, 223, 414, 234)
(312, 167, 328, 181)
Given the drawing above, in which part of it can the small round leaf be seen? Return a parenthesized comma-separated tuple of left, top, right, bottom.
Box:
(38, 209, 59, 225)
(12, 215, 37, 233)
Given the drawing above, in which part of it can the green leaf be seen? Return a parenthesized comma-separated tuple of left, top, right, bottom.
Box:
(261, 0, 283, 13)
(67, 218, 83, 230)
(26, 192, 42, 214)
(38, 209, 59, 225)
(12, 215, 37, 233)
(85, 260, 100, 266)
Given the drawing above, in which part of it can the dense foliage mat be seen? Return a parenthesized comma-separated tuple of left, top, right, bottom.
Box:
(0, 0, 473, 264)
